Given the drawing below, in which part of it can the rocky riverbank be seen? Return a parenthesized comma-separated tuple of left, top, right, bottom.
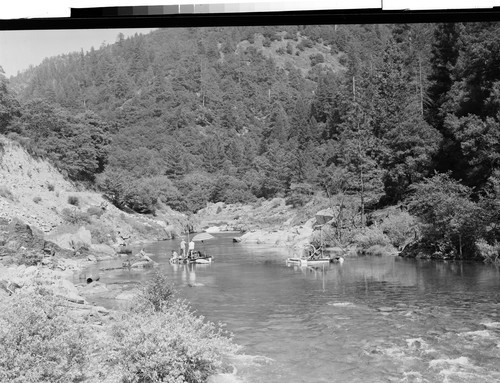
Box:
(195, 198, 331, 251)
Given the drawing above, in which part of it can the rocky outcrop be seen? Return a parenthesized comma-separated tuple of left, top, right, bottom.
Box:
(46, 226, 92, 251)
(196, 199, 293, 233)
(0, 217, 74, 262)
(315, 207, 339, 226)
(238, 217, 315, 248)
(90, 244, 116, 257)
(3, 217, 45, 251)
(0, 263, 85, 303)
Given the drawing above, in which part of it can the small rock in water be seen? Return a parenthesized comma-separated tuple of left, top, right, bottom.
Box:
(329, 302, 355, 307)
(377, 307, 394, 312)
(406, 337, 427, 350)
(481, 321, 500, 329)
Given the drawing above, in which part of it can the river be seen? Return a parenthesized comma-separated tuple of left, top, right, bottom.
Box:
(82, 233, 500, 383)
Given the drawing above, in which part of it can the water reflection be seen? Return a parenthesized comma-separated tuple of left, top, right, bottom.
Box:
(82, 234, 500, 383)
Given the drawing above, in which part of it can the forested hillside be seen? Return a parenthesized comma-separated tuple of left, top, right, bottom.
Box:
(1, 23, 499, 259)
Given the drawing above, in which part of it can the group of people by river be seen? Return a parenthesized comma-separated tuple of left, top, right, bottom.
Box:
(170, 238, 207, 262)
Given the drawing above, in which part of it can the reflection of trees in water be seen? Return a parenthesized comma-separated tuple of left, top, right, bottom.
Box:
(320, 257, 419, 287)
(414, 259, 500, 293)
(287, 256, 497, 293)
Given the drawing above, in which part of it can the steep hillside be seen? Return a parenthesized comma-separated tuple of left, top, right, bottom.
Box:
(0, 136, 75, 232)
(0, 135, 181, 246)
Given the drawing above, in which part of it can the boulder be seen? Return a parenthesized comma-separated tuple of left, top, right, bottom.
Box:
(90, 244, 116, 257)
(43, 240, 74, 257)
(3, 217, 45, 251)
(46, 226, 92, 251)
(116, 245, 133, 254)
(131, 260, 157, 268)
(116, 290, 138, 301)
(206, 226, 221, 233)
(315, 208, 337, 226)
(80, 281, 108, 295)
(91, 305, 110, 316)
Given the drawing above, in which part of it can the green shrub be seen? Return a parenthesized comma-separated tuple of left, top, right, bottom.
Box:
(67, 195, 79, 206)
(0, 292, 92, 383)
(177, 172, 215, 212)
(0, 278, 240, 383)
(61, 208, 92, 225)
(309, 53, 325, 66)
(104, 272, 241, 382)
(364, 244, 396, 256)
(379, 210, 418, 249)
(110, 272, 238, 383)
(88, 222, 116, 244)
(15, 250, 43, 266)
(108, 302, 239, 383)
(353, 226, 391, 250)
(211, 175, 255, 205)
(297, 38, 314, 51)
(47, 183, 55, 191)
(87, 206, 105, 218)
(409, 173, 485, 258)
(33, 196, 42, 204)
(136, 270, 176, 312)
(476, 239, 500, 264)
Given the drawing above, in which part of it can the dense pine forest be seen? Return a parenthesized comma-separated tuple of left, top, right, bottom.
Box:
(1, 23, 499, 260)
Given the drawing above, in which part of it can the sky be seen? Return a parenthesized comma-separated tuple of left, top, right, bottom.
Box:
(0, 29, 157, 78)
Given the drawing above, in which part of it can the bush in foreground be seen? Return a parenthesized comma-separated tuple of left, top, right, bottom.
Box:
(106, 271, 239, 382)
(0, 273, 239, 383)
(108, 301, 238, 383)
(0, 292, 92, 383)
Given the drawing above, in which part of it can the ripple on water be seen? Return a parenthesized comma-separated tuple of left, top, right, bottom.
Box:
(87, 240, 500, 383)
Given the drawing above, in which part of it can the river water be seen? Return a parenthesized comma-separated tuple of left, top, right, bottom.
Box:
(83, 233, 500, 383)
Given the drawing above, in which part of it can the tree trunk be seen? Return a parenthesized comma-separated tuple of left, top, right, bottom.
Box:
(418, 55, 424, 116)
(459, 234, 463, 258)
(352, 76, 356, 102)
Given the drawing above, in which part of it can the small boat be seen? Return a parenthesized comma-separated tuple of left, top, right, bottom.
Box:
(191, 256, 213, 264)
(188, 250, 213, 264)
(286, 243, 343, 266)
(286, 257, 331, 266)
(170, 252, 213, 264)
(169, 257, 188, 264)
